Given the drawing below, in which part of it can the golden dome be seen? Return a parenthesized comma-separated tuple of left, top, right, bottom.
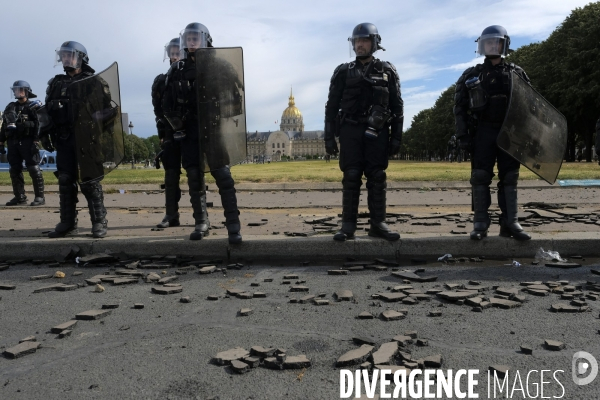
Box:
(281, 88, 302, 119)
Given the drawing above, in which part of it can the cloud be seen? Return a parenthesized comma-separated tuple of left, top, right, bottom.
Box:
(0, 0, 590, 137)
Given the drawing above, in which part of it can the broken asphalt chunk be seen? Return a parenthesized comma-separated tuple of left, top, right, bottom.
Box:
(328, 269, 349, 275)
(230, 359, 250, 374)
(336, 345, 374, 367)
(423, 354, 443, 368)
(213, 347, 250, 366)
(3, 342, 40, 359)
(283, 355, 311, 369)
(380, 310, 405, 321)
(76, 309, 112, 320)
(391, 271, 437, 282)
(489, 365, 510, 379)
(51, 320, 78, 334)
(545, 262, 582, 269)
(239, 308, 253, 316)
(357, 311, 374, 319)
(335, 290, 354, 301)
(544, 340, 565, 351)
(152, 285, 183, 295)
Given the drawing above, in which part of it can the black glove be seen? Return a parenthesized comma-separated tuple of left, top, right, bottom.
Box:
(40, 136, 55, 152)
(457, 134, 471, 151)
(388, 138, 401, 156)
(325, 138, 339, 156)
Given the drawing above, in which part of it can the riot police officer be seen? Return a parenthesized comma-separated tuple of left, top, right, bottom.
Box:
(324, 23, 403, 241)
(0, 81, 45, 206)
(152, 38, 210, 229)
(595, 118, 600, 164)
(162, 23, 242, 243)
(454, 25, 531, 241)
(447, 135, 458, 162)
(42, 41, 110, 238)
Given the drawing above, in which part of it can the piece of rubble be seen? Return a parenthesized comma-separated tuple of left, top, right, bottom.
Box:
(51, 320, 78, 334)
(423, 354, 443, 368)
(313, 299, 329, 306)
(237, 292, 253, 299)
(428, 310, 442, 317)
(242, 356, 261, 368)
(213, 347, 250, 365)
(251, 346, 275, 358)
(146, 272, 161, 282)
(353, 337, 377, 346)
(520, 345, 533, 355)
(158, 276, 178, 285)
(378, 293, 406, 302)
(239, 308, 253, 316)
(290, 286, 309, 292)
(328, 270, 349, 275)
(250, 282, 260, 287)
(133, 303, 144, 309)
(371, 342, 398, 365)
(283, 355, 311, 369)
(263, 357, 283, 370)
(436, 291, 479, 301)
(380, 310, 405, 321)
(283, 274, 299, 280)
(207, 294, 219, 301)
(527, 289, 549, 297)
(33, 283, 72, 293)
(489, 365, 510, 379)
(102, 303, 119, 309)
(180, 296, 191, 303)
(199, 266, 216, 274)
(392, 335, 413, 346)
(416, 339, 428, 346)
(496, 287, 519, 296)
(76, 309, 112, 320)
(402, 297, 417, 305)
(544, 340, 565, 351)
(30, 274, 53, 281)
(230, 359, 249, 373)
(404, 331, 418, 339)
(3, 342, 41, 359)
(112, 278, 138, 286)
(550, 303, 587, 313)
(299, 295, 316, 303)
(392, 285, 413, 292)
(78, 253, 117, 264)
(391, 271, 437, 282)
(58, 329, 72, 339)
(357, 311, 374, 319)
(19, 336, 36, 343)
(490, 298, 521, 309)
(253, 292, 267, 298)
(335, 290, 354, 301)
(152, 285, 183, 295)
(336, 345, 374, 367)
(94, 284, 105, 293)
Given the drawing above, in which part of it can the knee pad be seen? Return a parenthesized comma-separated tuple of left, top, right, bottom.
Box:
(80, 180, 101, 196)
(342, 169, 362, 191)
(211, 167, 235, 191)
(501, 169, 519, 186)
(57, 172, 75, 187)
(8, 167, 23, 177)
(164, 168, 181, 184)
(470, 169, 493, 186)
(27, 165, 41, 175)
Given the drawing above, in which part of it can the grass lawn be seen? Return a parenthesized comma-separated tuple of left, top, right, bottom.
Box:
(1, 160, 599, 185)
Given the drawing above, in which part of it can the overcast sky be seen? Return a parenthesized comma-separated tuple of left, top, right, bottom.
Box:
(0, 0, 592, 138)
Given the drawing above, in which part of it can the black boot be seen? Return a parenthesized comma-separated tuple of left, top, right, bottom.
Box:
(367, 171, 399, 241)
(6, 168, 27, 206)
(334, 169, 362, 241)
(499, 185, 531, 241)
(470, 185, 490, 240)
(157, 168, 181, 228)
(187, 167, 209, 240)
(27, 165, 45, 206)
(48, 173, 78, 238)
(212, 167, 241, 244)
(81, 181, 108, 238)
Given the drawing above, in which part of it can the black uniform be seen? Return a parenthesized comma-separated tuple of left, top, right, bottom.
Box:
(0, 100, 44, 205)
(447, 135, 457, 162)
(325, 57, 403, 241)
(162, 55, 241, 243)
(43, 65, 110, 238)
(151, 72, 185, 228)
(454, 57, 531, 240)
(595, 118, 600, 162)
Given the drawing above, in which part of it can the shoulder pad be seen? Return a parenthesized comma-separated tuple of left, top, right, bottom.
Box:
(152, 73, 166, 89)
(47, 74, 64, 86)
(331, 63, 348, 81)
(381, 61, 397, 72)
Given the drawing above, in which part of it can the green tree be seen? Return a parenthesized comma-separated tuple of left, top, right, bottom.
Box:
(143, 135, 160, 158)
(124, 134, 149, 163)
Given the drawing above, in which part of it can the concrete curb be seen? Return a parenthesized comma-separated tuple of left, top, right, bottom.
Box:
(2, 232, 599, 261)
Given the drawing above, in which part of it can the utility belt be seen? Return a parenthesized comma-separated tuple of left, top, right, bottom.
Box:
(477, 120, 503, 130)
(340, 112, 369, 125)
(47, 99, 73, 126)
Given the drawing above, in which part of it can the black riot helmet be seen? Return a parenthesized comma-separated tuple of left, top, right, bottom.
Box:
(55, 41, 89, 70)
(164, 37, 182, 63)
(348, 23, 385, 59)
(180, 22, 213, 56)
(10, 80, 36, 99)
(476, 25, 511, 58)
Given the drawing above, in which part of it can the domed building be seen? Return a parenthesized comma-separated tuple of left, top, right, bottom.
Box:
(279, 88, 304, 132)
(246, 89, 336, 162)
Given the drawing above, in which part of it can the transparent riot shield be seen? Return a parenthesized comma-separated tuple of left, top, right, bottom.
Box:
(36, 105, 51, 131)
(496, 70, 567, 184)
(195, 47, 247, 172)
(70, 62, 125, 183)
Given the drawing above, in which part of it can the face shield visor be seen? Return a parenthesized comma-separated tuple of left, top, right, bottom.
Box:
(163, 43, 182, 63)
(55, 47, 83, 69)
(10, 86, 28, 100)
(476, 36, 507, 57)
(180, 28, 208, 55)
(348, 35, 375, 58)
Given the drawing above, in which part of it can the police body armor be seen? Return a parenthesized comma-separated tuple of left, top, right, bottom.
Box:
(340, 59, 391, 132)
(163, 60, 197, 135)
(2, 101, 39, 140)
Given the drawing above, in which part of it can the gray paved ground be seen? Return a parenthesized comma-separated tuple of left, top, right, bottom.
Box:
(1, 260, 600, 399)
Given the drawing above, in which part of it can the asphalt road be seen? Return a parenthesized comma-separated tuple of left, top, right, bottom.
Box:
(1, 259, 599, 399)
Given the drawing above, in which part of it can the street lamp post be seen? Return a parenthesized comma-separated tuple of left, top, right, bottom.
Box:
(128, 121, 134, 169)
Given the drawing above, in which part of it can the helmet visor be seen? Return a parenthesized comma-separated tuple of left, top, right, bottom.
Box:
(180, 28, 208, 53)
(55, 47, 83, 69)
(348, 35, 375, 58)
(163, 42, 182, 62)
(10, 85, 28, 100)
(476, 36, 506, 57)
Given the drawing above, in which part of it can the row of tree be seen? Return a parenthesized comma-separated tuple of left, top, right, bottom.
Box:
(123, 134, 160, 163)
(401, 2, 600, 162)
